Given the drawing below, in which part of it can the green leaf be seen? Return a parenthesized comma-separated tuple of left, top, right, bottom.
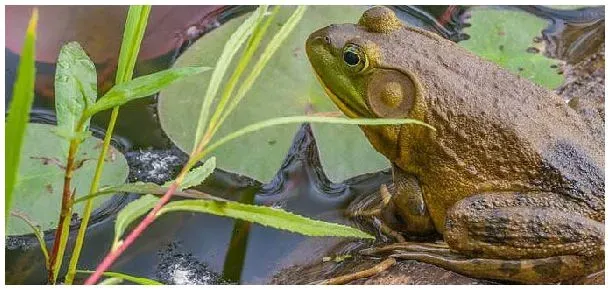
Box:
(164, 157, 216, 190)
(6, 123, 129, 236)
(99, 277, 124, 285)
(54, 42, 98, 133)
(10, 211, 49, 269)
(213, 6, 308, 134)
(194, 116, 433, 165)
(6, 9, 38, 222)
(115, 5, 151, 84)
(158, 199, 374, 239)
(193, 5, 268, 147)
(77, 270, 163, 285)
(459, 7, 564, 89)
(113, 194, 159, 250)
(85, 66, 210, 118)
(159, 6, 390, 183)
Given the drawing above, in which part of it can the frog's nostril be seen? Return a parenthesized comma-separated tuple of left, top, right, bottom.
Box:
(324, 36, 331, 45)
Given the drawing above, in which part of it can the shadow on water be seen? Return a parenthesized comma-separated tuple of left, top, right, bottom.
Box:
(4, 5, 604, 284)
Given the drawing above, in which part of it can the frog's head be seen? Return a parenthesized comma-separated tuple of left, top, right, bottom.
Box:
(305, 6, 426, 120)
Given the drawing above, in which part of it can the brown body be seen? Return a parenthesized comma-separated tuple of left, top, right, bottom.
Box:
(306, 7, 604, 284)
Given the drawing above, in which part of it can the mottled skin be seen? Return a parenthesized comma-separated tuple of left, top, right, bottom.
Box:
(305, 7, 604, 284)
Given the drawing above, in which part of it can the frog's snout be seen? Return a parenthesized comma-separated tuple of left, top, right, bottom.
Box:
(306, 27, 331, 49)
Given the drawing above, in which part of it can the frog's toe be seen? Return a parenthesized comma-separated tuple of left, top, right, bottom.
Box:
(361, 241, 450, 255)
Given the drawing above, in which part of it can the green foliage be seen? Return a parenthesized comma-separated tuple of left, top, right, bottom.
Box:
(113, 194, 159, 250)
(54, 42, 98, 134)
(158, 199, 374, 239)
(460, 7, 564, 89)
(6, 124, 129, 236)
(6, 9, 38, 222)
(164, 157, 216, 190)
(77, 270, 163, 285)
(85, 66, 210, 118)
(115, 6, 151, 84)
(158, 6, 395, 183)
(194, 6, 268, 146)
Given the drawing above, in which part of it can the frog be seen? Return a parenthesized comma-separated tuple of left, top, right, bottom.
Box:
(305, 6, 604, 284)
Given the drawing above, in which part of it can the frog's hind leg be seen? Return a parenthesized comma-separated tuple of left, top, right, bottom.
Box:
(389, 249, 596, 284)
(435, 192, 604, 283)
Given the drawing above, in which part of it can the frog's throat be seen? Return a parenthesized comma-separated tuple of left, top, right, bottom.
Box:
(313, 72, 359, 118)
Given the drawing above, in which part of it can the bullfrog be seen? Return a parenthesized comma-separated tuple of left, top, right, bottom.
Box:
(305, 6, 604, 284)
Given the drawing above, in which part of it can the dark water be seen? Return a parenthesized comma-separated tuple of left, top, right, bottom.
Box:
(4, 5, 604, 284)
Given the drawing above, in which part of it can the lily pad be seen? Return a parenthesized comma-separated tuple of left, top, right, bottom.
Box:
(7, 123, 129, 236)
(158, 6, 390, 183)
(459, 7, 564, 89)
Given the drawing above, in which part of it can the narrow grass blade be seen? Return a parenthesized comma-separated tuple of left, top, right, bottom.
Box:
(99, 277, 124, 285)
(5, 9, 38, 222)
(207, 6, 280, 134)
(159, 199, 374, 239)
(113, 194, 159, 250)
(163, 157, 215, 190)
(193, 5, 267, 148)
(74, 181, 225, 204)
(85, 66, 210, 118)
(215, 6, 307, 132)
(115, 5, 150, 84)
(55, 42, 98, 133)
(195, 115, 434, 164)
(77, 270, 163, 285)
(10, 211, 49, 269)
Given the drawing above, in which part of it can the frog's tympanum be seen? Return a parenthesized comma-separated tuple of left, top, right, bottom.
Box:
(306, 6, 604, 284)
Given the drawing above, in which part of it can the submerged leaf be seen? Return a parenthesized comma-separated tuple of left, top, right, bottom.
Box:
(7, 123, 129, 236)
(113, 194, 159, 250)
(54, 42, 98, 133)
(158, 199, 374, 239)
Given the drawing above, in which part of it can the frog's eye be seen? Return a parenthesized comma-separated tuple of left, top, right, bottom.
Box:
(342, 44, 368, 73)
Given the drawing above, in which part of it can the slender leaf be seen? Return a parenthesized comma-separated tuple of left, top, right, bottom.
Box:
(5, 8, 38, 222)
(158, 199, 374, 239)
(77, 270, 163, 285)
(113, 194, 159, 250)
(74, 181, 225, 205)
(85, 66, 210, 118)
(193, 6, 267, 148)
(99, 277, 124, 285)
(115, 5, 150, 84)
(163, 157, 216, 190)
(207, 6, 280, 134)
(55, 42, 98, 133)
(193, 115, 434, 165)
(10, 211, 49, 269)
(216, 6, 308, 131)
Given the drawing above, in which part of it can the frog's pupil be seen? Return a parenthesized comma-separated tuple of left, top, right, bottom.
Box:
(344, 51, 360, 66)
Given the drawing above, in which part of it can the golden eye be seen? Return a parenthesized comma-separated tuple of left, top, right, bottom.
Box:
(342, 44, 368, 73)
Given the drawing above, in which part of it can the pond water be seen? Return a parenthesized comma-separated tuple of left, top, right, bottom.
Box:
(4, 5, 604, 284)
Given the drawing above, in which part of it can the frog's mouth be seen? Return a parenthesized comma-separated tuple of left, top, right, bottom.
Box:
(312, 72, 360, 118)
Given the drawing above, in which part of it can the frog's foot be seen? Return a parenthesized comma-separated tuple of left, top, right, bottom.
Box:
(314, 257, 396, 285)
(346, 184, 405, 242)
(384, 247, 598, 284)
(360, 241, 450, 255)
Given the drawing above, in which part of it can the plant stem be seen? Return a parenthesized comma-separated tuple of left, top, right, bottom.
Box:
(48, 137, 79, 284)
(84, 173, 187, 285)
(64, 108, 120, 284)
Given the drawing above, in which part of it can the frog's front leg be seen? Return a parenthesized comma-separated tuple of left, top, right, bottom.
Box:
(372, 192, 604, 284)
(347, 165, 435, 241)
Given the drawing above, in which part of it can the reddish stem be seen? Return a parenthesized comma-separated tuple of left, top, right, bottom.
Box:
(84, 182, 179, 284)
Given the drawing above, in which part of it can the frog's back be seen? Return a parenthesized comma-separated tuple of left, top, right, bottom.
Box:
(386, 26, 604, 218)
